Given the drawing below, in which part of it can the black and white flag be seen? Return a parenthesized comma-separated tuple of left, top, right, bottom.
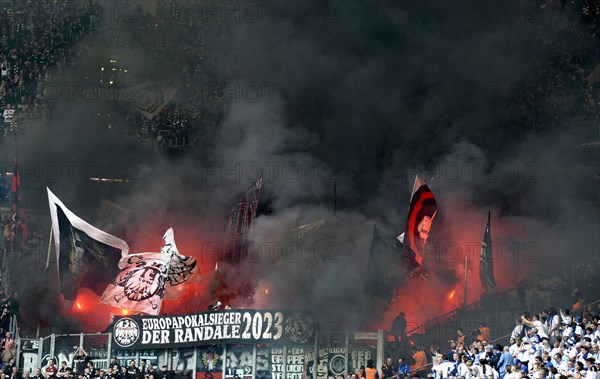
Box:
(101, 252, 170, 315)
(47, 188, 129, 301)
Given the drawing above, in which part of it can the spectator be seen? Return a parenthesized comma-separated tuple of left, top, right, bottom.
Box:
(365, 359, 379, 379)
(156, 366, 171, 379)
(411, 347, 428, 377)
(144, 365, 156, 379)
(391, 313, 407, 344)
(9, 367, 20, 379)
(397, 358, 411, 379)
(72, 346, 88, 374)
(0, 333, 15, 369)
(381, 358, 394, 379)
(125, 361, 138, 379)
(522, 313, 550, 340)
(477, 323, 492, 343)
(56, 363, 69, 379)
(42, 360, 57, 379)
(498, 346, 515, 378)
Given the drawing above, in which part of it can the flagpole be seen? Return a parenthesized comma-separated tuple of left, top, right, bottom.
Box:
(463, 255, 468, 308)
(404, 175, 420, 215)
(486, 210, 491, 297)
(411, 175, 420, 197)
(479, 210, 495, 297)
(11, 130, 19, 256)
(45, 228, 53, 269)
(333, 180, 337, 234)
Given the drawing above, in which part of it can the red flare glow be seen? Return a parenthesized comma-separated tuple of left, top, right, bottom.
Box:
(449, 290, 455, 299)
(121, 309, 129, 315)
(76, 302, 82, 310)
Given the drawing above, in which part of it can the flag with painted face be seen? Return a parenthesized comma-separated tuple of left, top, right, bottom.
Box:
(401, 176, 437, 265)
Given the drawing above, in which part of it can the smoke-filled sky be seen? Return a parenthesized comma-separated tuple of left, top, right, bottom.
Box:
(4, 0, 599, 334)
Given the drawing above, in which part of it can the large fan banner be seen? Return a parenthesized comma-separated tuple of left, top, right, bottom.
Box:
(111, 310, 315, 349)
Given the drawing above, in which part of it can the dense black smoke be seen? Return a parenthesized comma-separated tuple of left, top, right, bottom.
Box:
(5, 0, 599, 334)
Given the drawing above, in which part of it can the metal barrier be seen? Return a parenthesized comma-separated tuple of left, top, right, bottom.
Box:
(18, 331, 386, 379)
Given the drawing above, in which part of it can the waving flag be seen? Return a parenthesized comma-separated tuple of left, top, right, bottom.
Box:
(101, 227, 198, 313)
(365, 227, 418, 303)
(82, 82, 177, 120)
(160, 226, 198, 287)
(101, 252, 170, 315)
(479, 211, 496, 291)
(47, 188, 129, 300)
(224, 178, 263, 262)
(400, 176, 437, 265)
(120, 83, 177, 119)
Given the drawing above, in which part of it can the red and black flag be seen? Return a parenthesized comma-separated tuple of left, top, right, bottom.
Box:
(224, 178, 262, 262)
(400, 176, 437, 265)
(479, 211, 496, 291)
(10, 136, 28, 254)
(47, 188, 129, 301)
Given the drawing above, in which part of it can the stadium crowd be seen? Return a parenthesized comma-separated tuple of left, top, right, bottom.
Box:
(507, 0, 600, 134)
(0, 212, 45, 255)
(0, 354, 175, 379)
(135, 1, 241, 149)
(0, 0, 598, 377)
(2, 304, 599, 379)
(0, 0, 597, 149)
(0, 0, 233, 149)
(111, 1, 232, 149)
(0, 0, 92, 135)
(348, 304, 598, 379)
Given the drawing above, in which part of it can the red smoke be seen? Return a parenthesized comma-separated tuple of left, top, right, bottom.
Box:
(61, 218, 222, 331)
(62, 206, 561, 335)
(373, 209, 559, 337)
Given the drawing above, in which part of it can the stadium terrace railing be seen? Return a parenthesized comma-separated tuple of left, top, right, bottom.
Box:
(17, 330, 387, 379)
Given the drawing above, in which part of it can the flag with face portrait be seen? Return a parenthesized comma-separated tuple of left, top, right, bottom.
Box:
(401, 176, 437, 265)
